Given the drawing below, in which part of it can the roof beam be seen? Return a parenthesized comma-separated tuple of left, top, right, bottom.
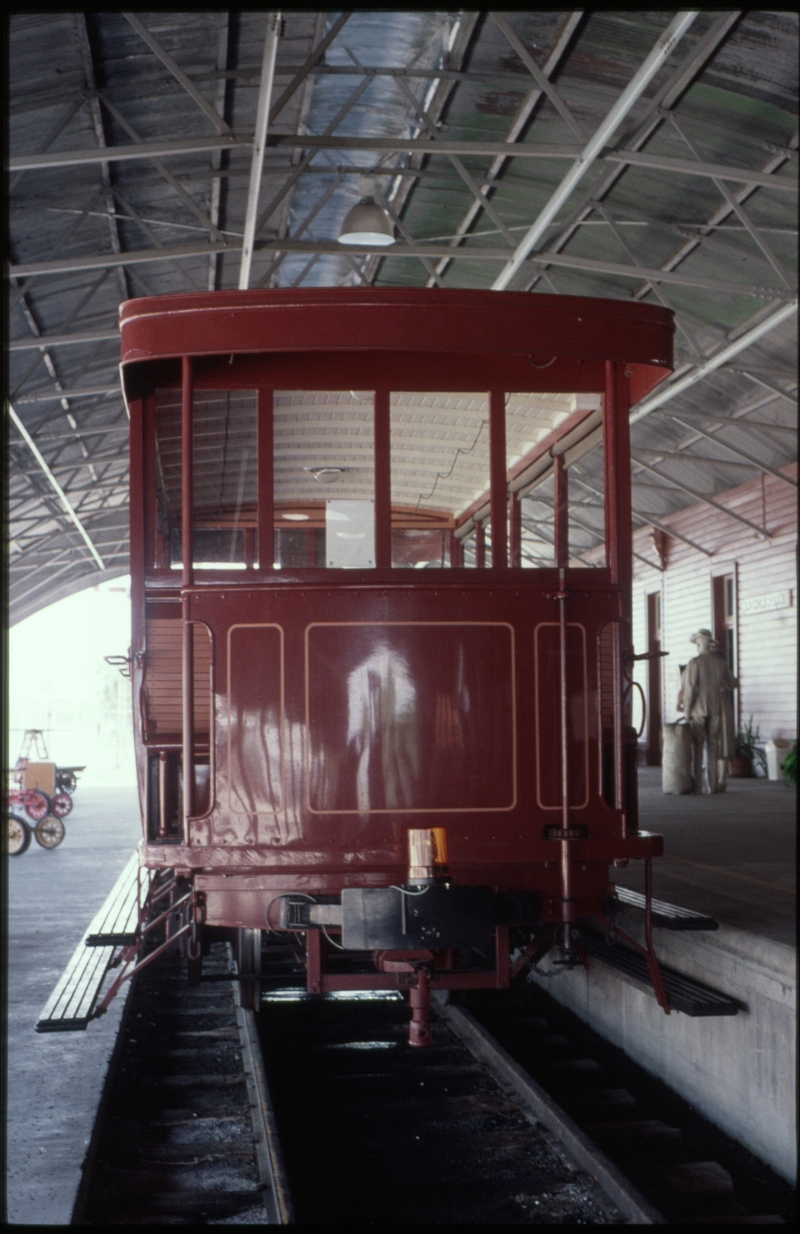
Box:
(267, 12, 352, 125)
(630, 299, 799, 423)
(208, 12, 231, 291)
(630, 454, 769, 539)
(7, 401, 105, 569)
(392, 74, 517, 247)
(521, 11, 744, 297)
(16, 133, 796, 192)
(239, 14, 281, 289)
(569, 471, 714, 558)
(122, 12, 234, 136)
(74, 14, 130, 304)
(733, 370, 798, 405)
(604, 149, 797, 192)
(427, 11, 584, 285)
(98, 92, 227, 244)
(9, 328, 120, 351)
(630, 132, 799, 304)
(11, 241, 789, 299)
(253, 76, 373, 238)
(663, 414, 797, 486)
(15, 387, 121, 404)
(491, 13, 587, 142)
(492, 11, 701, 291)
(8, 135, 253, 171)
(667, 114, 792, 289)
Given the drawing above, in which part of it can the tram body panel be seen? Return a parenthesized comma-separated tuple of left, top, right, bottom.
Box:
(121, 288, 673, 991)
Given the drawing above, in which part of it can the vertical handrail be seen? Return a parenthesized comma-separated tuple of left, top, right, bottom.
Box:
(374, 388, 392, 568)
(157, 750, 169, 840)
(257, 387, 274, 570)
(489, 389, 507, 567)
(553, 453, 573, 937)
(553, 453, 568, 569)
(181, 356, 194, 830)
(557, 566, 573, 943)
(475, 520, 486, 568)
(508, 490, 521, 567)
(604, 361, 633, 828)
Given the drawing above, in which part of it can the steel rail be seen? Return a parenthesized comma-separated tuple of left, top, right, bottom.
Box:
(235, 990, 294, 1223)
(441, 1004, 665, 1224)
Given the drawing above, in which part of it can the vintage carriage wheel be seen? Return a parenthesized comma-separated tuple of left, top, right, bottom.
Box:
(24, 790, 51, 822)
(8, 814, 32, 856)
(57, 771, 78, 794)
(236, 928, 262, 1012)
(34, 814, 66, 849)
(50, 792, 73, 818)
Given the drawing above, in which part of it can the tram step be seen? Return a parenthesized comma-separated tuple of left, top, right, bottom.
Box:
(85, 851, 146, 945)
(36, 850, 144, 1031)
(613, 886, 719, 931)
(36, 938, 117, 1032)
(577, 929, 739, 1017)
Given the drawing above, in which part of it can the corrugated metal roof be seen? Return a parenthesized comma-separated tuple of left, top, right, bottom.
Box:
(8, 10, 797, 621)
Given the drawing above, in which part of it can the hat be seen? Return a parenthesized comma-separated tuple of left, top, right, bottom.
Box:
(689, 628, 713, 645)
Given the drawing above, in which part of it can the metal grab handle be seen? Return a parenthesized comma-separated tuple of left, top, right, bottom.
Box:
(104, 654, 131, 678)
(623, 679, 647, 739)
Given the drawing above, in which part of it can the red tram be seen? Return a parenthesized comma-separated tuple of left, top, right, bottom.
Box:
(120, 289, 674, 1043)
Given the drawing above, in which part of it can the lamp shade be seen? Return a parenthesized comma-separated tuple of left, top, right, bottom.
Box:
(339, 197, 395, 246)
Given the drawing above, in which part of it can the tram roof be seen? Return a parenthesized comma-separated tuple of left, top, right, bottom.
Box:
(8, 11, 797, 622)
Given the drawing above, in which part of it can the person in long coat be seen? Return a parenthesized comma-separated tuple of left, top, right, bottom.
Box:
(682, 628, 736, 793)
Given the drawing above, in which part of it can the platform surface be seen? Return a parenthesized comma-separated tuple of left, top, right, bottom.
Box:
(5, 785, 141, 1225)
(612, 767, 796, 948)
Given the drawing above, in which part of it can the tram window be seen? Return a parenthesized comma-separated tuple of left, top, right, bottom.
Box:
(508, 393, 604, 569)
(392, 528, 448, 568)
(154, 388, 257, 569)
(389, 393, 489, 567)
(273, 391, 374, 568)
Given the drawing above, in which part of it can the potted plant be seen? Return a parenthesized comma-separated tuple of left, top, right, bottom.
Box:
(781, 743, 797, 786)
(729, 717, 767, 778)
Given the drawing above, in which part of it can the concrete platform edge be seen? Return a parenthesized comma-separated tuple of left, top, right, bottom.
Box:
(527, 923, 797, 1184)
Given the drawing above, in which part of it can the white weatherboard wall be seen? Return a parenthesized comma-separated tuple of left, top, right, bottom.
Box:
(529, 922, 797, 1183)
(631, 464, 797, 742)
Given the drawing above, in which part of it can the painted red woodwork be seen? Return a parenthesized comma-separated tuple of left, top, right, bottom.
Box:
(305, 620, 515, 814)
(121, 288, 673, 954)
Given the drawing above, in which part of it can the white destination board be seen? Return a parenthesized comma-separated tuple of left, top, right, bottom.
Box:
(741, 590, 792, 614)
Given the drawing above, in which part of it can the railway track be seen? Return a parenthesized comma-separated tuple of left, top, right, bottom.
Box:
(461, 984, 794, 1225)
(75, 938, 793, 1225)
(256, 983, 633, 1224)
(73, 941, 290, 1225)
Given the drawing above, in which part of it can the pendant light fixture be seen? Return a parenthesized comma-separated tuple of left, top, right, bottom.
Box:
(338, 177, 395, 247)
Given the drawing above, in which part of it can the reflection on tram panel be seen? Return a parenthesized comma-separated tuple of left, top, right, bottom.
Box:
(119, 288, 676, 1044)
